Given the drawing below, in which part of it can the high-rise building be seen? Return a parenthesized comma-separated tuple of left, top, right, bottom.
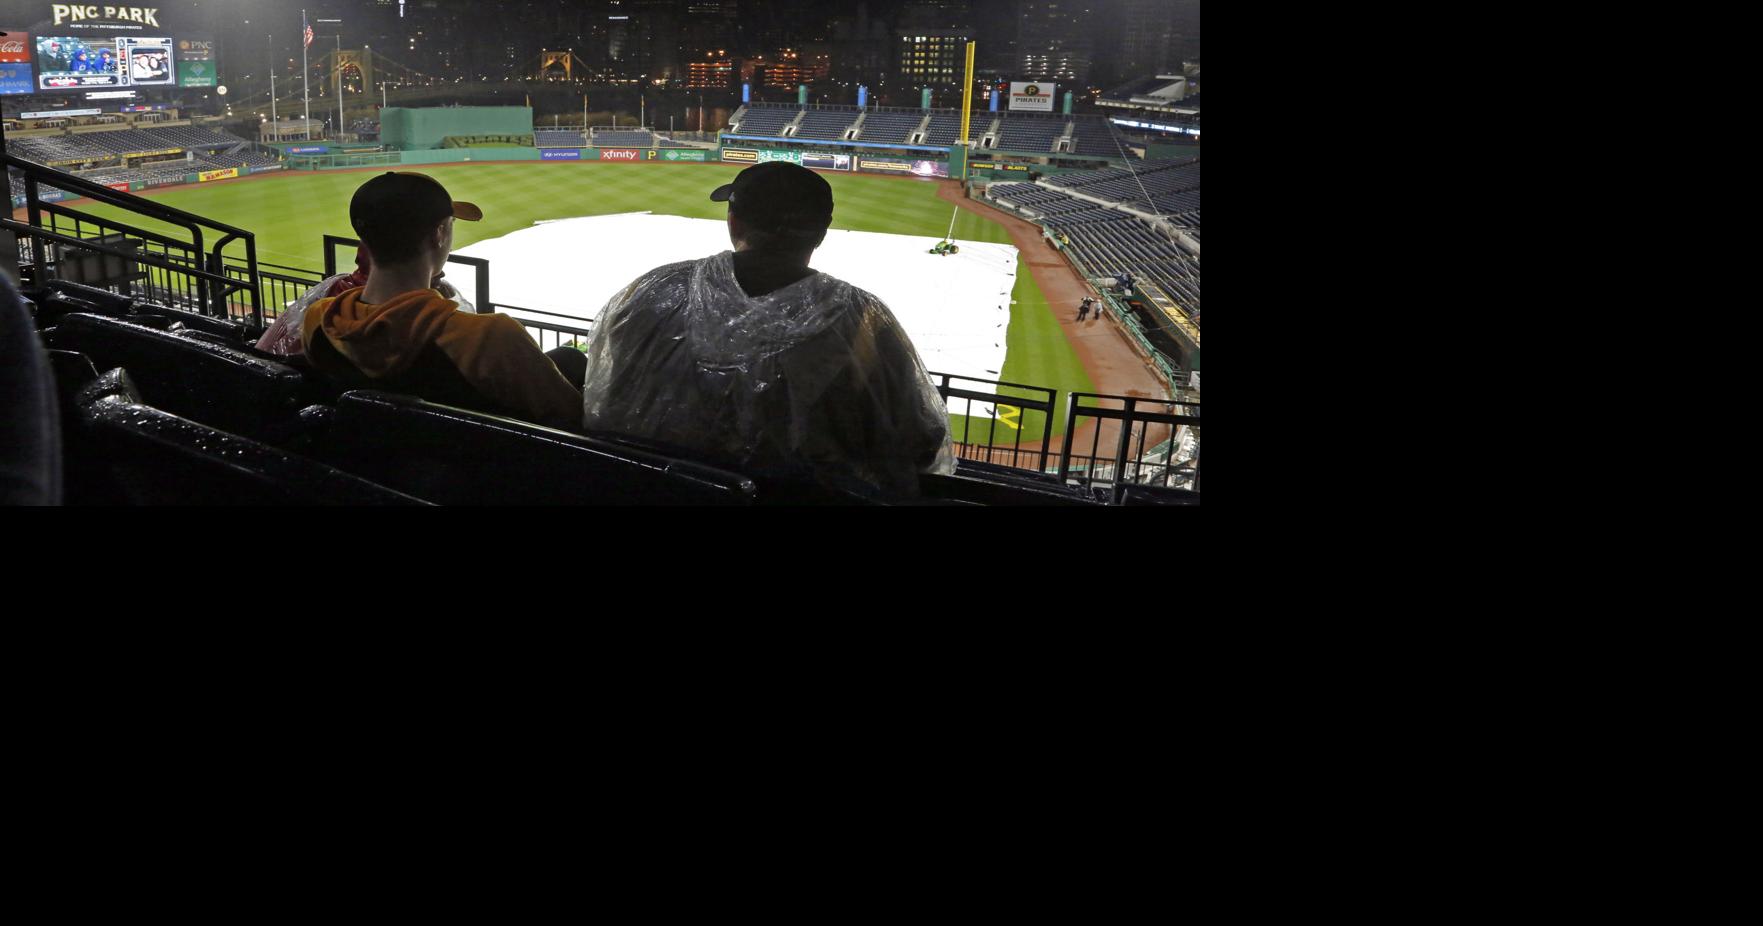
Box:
(1015, 0, 1094, 87)
(896, 29, 973, 89)
(1115, 0, 1177, 82)
(895, 1, 974, 91)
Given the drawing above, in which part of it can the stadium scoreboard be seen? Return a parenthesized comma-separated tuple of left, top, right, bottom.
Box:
(1, 1, 211, 95)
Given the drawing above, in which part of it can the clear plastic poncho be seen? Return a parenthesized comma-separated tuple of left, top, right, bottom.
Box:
(581, 251, 955, 497)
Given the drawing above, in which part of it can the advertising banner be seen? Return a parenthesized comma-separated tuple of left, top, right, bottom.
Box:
(756, 148, 801, 165)
(658, 148, 708, 162)
(144, 174, 188, 188)
(800, 152, 852, 171)
(288, 146, 329, 154)
(128, 147, 182, 157)
(597, 148, 641, 161)
(176, 58, 214, 87)
(105, 182, 129, 191)
(246, 165, 285, 175)
(0, 32, 33, 96)
(198, 167, 238, 182)
(540, 148, 582, 160)
(1008, 82, 1055, 112)
(177, 39, 215, 62)
(720, 147, 757, 163)
(22, 107, 100, 118)
(857, 157, 949, 178)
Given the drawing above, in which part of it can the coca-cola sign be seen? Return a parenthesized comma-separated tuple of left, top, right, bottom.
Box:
(0, 33, 29, 64)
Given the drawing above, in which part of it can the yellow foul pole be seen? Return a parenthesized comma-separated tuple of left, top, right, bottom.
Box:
(958, 40, 976, 180)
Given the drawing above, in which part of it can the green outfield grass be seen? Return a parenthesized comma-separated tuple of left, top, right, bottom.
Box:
(66, 162, 1095, 436)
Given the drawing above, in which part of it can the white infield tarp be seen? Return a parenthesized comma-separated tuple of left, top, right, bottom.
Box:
(449, 212, 1019, 381)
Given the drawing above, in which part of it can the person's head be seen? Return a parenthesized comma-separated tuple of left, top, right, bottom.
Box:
(348, 172, 481, 276)
(710, 162, 834, 263)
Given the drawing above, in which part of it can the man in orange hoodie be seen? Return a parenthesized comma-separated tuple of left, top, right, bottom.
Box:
(301, 172, 583, 431)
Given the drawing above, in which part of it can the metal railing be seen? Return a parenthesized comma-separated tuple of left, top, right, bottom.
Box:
(928, 372, 1057, 473)
(1058, 393, 1200, 496)
(4, 152, 266, 326)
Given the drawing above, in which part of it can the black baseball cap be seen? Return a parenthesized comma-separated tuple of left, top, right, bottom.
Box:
(350, 171, 482, 233)
(710, 162, 834, 236)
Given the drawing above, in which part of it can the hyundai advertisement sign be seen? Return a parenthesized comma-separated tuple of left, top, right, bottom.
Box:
(541, 148, 582, 160)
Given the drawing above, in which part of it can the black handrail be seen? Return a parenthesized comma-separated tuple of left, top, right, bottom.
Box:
(1058, 393, 1200, 495)
(5, 151, 264, 320)
(323, 234, 491, 312)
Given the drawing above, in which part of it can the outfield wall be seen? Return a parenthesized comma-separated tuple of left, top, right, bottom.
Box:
(11, 164, 288, 210)
(381, 106, 535, 150)
(717, 143, 953, 179)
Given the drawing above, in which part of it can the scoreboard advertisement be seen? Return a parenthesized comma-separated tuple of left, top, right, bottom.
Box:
(1, 3, 212, 95)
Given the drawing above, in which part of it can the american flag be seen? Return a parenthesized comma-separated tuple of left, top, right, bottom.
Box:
(303, 12, 313, 49)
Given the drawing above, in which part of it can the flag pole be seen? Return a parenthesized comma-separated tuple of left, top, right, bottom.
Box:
(269, 34, 277, 141)
(335, 34, 343, 141)
(301, 11, 310, 140)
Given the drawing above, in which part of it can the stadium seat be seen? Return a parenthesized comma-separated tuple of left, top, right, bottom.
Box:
(2, 274, 60, 505)
(1115, 484, 1201, 506)
(300, 390, 760, 506)
(60, 368, 427, 506)
(39, 313, 319, 442)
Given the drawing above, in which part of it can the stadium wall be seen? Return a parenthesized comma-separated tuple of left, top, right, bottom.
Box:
(382, 106, 535, 150)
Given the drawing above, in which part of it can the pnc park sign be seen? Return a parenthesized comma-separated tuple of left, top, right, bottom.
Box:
(51, 5, 161, 27)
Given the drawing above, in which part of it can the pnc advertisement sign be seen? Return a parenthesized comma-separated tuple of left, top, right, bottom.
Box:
(541, 148, 582, 160)
(1008, 81, 1055, 112)
(598, 148, 641, 161)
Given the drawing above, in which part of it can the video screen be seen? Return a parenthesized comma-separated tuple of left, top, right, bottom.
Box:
(121, 38, 174, 85)
(35, 35, 124, 89)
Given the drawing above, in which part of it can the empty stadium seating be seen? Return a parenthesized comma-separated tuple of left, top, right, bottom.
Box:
(1044, 158, 1201, 221)
(300, 390, 760, 506)
(920, 112, 966, 146)
(59, 366, 426, 505)
(534, 129, 586, 147)
(856, 110, 924, 144)
(37, 311, 319, 443)
(993, 114, 1067, 153)
(1069, 116, 1126, 157)
(592, 129, 656, 148)
(728, 104, 798, 137)
(792, 109, 858, 141)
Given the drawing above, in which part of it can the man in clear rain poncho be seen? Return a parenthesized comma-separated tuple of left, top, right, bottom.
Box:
(580, 162, 955, 498)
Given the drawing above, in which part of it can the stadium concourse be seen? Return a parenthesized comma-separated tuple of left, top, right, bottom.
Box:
(452, 212, 1019, 382)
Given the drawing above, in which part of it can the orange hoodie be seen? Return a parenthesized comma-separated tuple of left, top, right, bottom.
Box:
(303, 288, 582, 432)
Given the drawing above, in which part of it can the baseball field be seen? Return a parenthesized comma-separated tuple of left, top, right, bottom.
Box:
(63, 161, 1099, 442)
